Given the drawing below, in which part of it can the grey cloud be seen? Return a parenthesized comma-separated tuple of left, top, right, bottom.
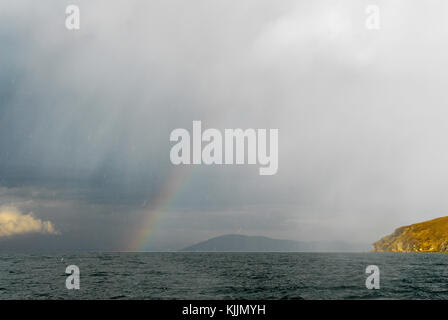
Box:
(1, 0, 448, 250)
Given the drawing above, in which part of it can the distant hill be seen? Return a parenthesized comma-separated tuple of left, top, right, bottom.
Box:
(373, 216, 448, 252)
(180, 234, 368, 252)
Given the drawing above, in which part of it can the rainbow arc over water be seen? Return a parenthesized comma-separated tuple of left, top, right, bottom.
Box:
(127, 166, 192, 251)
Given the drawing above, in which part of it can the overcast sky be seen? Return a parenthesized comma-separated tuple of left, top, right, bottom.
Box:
(1, 0, 448, 251)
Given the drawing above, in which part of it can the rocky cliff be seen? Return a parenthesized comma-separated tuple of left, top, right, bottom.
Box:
(373, 216, 448, 252)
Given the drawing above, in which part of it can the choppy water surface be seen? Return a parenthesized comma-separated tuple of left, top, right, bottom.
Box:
(1, 253, 448, 299)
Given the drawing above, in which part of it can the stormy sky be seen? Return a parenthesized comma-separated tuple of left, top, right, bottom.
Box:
(1, 0, 448, 251)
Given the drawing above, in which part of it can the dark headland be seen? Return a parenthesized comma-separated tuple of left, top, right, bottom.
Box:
(180, 234, 369, 252)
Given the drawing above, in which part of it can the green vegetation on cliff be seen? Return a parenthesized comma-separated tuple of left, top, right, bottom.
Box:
(373, 216, 448, 252)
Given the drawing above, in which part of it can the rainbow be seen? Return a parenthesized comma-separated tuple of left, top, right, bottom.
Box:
(127, 166, 193, 251)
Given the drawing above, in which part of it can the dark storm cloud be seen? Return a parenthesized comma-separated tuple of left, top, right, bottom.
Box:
(1, 0, 448, 250)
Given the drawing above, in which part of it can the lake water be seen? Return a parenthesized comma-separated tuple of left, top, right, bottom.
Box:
(1, 252, 448, 299)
